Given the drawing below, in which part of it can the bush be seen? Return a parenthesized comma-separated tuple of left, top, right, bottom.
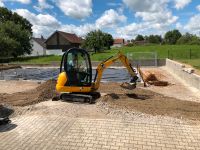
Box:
(126, 43, 134, 47)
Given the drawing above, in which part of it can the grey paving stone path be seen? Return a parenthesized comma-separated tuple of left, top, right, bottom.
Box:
(0, 115, 200, 150)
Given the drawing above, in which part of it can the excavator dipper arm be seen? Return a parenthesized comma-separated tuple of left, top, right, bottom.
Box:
(92, 52, 138, 90)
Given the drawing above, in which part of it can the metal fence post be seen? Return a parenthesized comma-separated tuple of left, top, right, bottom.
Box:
(168, 50, 169, 59)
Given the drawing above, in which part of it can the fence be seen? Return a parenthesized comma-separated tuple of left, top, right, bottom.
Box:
(127, 52, 159, 67)
(167, 49, 200, 60)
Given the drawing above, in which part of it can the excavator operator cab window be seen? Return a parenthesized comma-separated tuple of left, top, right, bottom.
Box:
(62, 48, 92, 87)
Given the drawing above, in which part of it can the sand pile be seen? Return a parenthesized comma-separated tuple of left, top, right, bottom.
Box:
(140, 70, 169, 86)
(0, 80, 57, 106)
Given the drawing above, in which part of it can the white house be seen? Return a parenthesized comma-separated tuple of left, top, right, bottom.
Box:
(30, 37, 46, 56)
(29, 31, 82, 56)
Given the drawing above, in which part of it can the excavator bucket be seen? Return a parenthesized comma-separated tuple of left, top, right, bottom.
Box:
(120, 82, 136, 90)
(120, 75, 138, 90)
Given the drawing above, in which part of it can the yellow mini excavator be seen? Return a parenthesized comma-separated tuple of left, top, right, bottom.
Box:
(56, 48, 138, 103)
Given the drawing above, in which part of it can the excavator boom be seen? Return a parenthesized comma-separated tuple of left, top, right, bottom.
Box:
(92, 52, 138, 90)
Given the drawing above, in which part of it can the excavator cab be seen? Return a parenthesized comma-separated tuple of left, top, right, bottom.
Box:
(60, 48, 92, 87)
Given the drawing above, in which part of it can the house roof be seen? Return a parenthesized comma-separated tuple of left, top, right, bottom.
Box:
(45, 31, 82, 44)
(58, 31, 82, 44)
(113, 38, 125, 44)
(32, 37, 46, 48)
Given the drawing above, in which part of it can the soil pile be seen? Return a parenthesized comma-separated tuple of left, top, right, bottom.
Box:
(98, 83, 200, 121)
(0, 80, 57, 106)
(0, 64, 21, 71)
(140, 70, 169, 86)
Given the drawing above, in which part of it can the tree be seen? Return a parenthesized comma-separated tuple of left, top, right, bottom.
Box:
(82, 30, 114, 52)
(144, 35, 149, 41)
(177, 32, 200, 45)
(135, 34, 144, 41)
(102, 33, 114, 50)
(164, 29, 182, 44)
(0, 7, 32, 57)
(0, 7, 32, 33)
(148, 35, 162, 44)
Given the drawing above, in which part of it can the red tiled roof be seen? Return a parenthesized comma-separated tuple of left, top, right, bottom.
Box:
(114, 38, 124, 44)
(58, 31, 82, 44)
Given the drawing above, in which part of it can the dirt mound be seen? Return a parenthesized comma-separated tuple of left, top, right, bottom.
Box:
(0, 64, 21, 71)
(140, 70, 169, 86)
(0, 80, 57, 106)
(97, 85, 200, 121)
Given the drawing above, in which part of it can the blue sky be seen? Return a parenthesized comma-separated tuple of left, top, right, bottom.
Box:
(1, 0, 200, 39)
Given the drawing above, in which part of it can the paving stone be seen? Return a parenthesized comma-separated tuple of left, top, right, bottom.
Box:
(0, 116, 200, 150)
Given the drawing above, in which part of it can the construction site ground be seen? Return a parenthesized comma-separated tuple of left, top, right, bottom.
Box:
(0, 66, 200, 150)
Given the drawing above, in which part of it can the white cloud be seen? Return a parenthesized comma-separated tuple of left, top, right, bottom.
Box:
(60, 24, 96, 37)
(95, 9, 126, 29)
(13, 8, 96, 37)
(9, 0, 30, 4)
(135, 11, 178, 25)
(121, 0, 179, 39)
(176, 22, 182, 29)
(184, 14, 200, 33)
(55, 0, 92, 19)
(60, 9, 127, 37)
(14, 9, 60, 37)
(0, 0, 4, 6)
(34, 0, 54, 12)
(0, 0, 31, 6)
(196, 5, 200, 11)
(116, 22, 168, 39)
(174, 0, 191, 10)
(122, 0, 178, 26)
(122, 0, 168, 12)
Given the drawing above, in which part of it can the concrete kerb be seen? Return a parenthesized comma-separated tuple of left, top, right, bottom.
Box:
(166, 58, 200, 91)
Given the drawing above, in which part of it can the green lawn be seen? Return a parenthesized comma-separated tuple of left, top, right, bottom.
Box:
(91, 45, 200, 61)
(12, 55, 61, 64)
(179, 59, 200, 70)
(11, 45, 200, 69)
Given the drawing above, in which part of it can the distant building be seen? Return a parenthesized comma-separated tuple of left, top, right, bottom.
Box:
(112, 38, 125, 48)
(133, 40, 149, 45)
(30, 36, 46, 56)
(45, 31, 82, 55)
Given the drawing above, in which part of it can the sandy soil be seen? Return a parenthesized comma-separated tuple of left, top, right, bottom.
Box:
(0, 80, 40, 94)
(0, 67, 200, 123)
(98, 83, 200, 121)
(140, 67, 200, 102)
(0, 80, 57, 106)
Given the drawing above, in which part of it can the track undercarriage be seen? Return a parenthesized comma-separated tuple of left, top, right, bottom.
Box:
(57, 92, 101, 104)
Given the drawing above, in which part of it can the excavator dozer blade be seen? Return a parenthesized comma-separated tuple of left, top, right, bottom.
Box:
(120, 82, 136, 90)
